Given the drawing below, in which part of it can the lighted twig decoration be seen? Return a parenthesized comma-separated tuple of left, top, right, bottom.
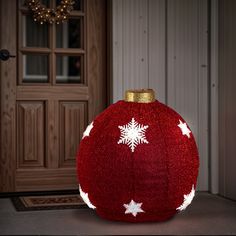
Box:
(25, 0, 75, 24)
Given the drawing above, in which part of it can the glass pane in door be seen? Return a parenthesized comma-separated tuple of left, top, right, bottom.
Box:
(20, 0, 50, 7)
(56, 18, 81, 48)
(56, 0, 82, 11)
(23, 14, 49, 47)
(23, 54, 49, 83)
(56, 55, 82, 83)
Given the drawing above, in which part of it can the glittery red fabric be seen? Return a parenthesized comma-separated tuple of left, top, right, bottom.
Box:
(77, 100, 199, 222)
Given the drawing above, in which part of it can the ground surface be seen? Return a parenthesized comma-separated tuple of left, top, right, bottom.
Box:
(0, 192, 236, 235)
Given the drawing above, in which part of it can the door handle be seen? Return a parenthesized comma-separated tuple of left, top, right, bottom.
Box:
(0, 49, 16, 61)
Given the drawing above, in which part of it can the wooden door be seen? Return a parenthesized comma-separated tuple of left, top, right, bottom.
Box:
(0, 0, 107, 192)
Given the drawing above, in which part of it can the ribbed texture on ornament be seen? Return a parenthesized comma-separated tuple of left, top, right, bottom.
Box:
(77, 100, 199, 222)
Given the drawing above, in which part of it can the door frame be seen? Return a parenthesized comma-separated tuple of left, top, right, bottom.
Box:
(0, 0, 17, 192)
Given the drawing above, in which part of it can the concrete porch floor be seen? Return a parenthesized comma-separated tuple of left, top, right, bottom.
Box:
(0, 192, 236, 235)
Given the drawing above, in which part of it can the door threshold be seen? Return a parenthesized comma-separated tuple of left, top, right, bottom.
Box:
(0, 189, 79, 198)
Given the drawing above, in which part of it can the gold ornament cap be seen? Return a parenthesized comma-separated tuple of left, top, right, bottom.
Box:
(125, 89, 156, 103)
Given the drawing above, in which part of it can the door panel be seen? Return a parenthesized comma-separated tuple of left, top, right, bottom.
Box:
(59, 101, 87, 167)
(0, 0, 107, 192)
(17, 101, 45, 168)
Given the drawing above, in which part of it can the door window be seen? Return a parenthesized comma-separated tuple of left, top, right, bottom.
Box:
(19, 0, 85, 84)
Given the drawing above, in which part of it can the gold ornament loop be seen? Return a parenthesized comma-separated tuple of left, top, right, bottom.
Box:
(125, 89, 156, 103)
(25, 0, 75, 24)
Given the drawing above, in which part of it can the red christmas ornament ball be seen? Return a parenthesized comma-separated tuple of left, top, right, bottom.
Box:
(77, 89, 199, 222)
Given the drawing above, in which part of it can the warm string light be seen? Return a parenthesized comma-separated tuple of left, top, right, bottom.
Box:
(25, 0, 75, 24)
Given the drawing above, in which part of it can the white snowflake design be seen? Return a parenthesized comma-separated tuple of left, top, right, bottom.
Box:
(176, 185, 195, 211)
(79, 185, 96, 209)
(123, 199, 145, 217)
(177, 120, 191, 138)
(117, 118, 149, 152)
(82, 121, 94, 139)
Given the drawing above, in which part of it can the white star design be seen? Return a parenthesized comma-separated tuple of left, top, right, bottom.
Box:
(177, 120, 191, 138)
(79, 185, 96, 209)
(176, 185, 195, 211)
(82, 121, 94, 139)
(123, 199, 145, 217)
(117, 118, 149, 152)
